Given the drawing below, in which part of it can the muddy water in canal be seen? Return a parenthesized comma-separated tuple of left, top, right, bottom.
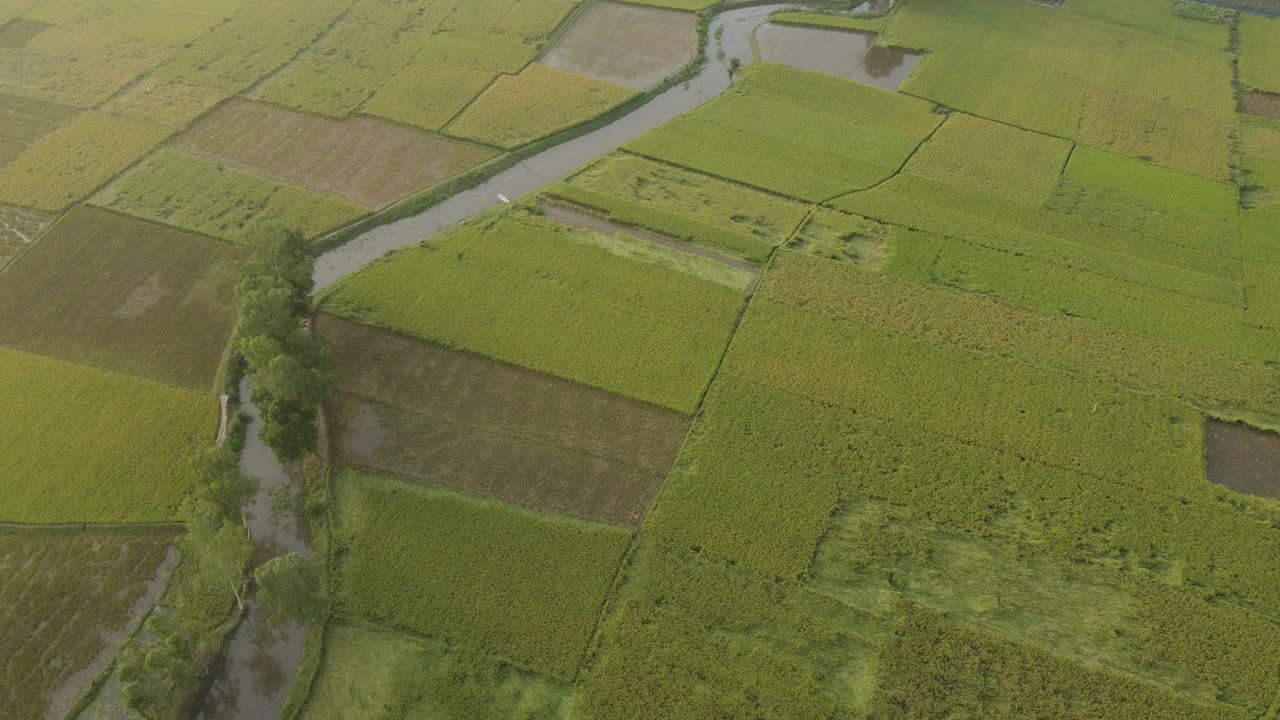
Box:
(755, 23, 923, 90)
(1205, 418, 1280, 499)
(314, 3, 790, 290)
(196, 380, 311, 720)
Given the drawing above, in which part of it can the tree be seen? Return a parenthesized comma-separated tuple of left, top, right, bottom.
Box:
(185, 520, 253, 611)
(233, 224, 337, 461)
(189, 444, 256, 528)
(119, 613, 197, 720)
(254, 553, 327, 626)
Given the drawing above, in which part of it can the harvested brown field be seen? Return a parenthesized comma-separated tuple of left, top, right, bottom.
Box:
(542, 1, 695, 90)
(0, 525, 178, 720)
(0, 206, 241, 390)
(318, 313, 689, 526)
(0, 203, 53, 267)
(1244, 90, 1280, 120)
(0, 90, 78, 163)
(176, 99, 498, 209)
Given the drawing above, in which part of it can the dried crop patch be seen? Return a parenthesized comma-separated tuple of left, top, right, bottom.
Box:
(0, 526, 177, 720)
(0, 26, 170, 107)
(625, 63, 942, 201)
(300, 623, 574, 720)
(1077, 85, 1234, 180)
(320, 215, 744, 414)
(903, 113, 1073, 206)
(0, 112, 169, 211)
(320, 313, 687, 526)
(0, 17, 50, 47)
(177, 99, 497, 209)
(548, 152, 810, 263)
(447, 64, 637, 150)
(97, 149, 366, 242)
(0, 202, 52, 266)
(0, 206, 241, 389)
(333, 469, 631, 680)
(0, 346, 210, 523)
(542, 1, 696, 90)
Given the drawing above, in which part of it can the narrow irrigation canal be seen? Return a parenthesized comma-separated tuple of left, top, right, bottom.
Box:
(197, 380, 311, 720)
(202, 3, 876, 716)
(313, 2, 790, 290)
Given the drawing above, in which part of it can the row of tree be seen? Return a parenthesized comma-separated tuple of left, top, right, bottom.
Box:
(116, 226, 331, 719)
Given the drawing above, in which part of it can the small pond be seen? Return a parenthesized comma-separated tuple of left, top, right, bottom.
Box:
(1204, 418, 1280, 499)
(754, 23, 923, 90)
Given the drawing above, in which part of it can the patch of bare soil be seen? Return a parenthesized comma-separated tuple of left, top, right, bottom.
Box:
(1243, 91, 1280, 120)
(317, 313, 690, 526)
(176, 99, 499, 209)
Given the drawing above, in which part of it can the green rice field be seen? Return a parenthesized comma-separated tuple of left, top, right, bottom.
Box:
(6, 0, 1280, 717)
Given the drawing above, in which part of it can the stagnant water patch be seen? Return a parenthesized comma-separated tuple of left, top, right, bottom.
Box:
(539, 199, 760, 272)
(1205, 418, 1280, 499)
(755, 23, 923, 90)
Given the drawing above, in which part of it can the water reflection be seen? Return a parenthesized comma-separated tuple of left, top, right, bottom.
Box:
(1204, 418, 1280, 499)
(755, 23, 924, 90)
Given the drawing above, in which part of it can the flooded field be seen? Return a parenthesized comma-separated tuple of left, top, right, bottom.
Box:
(540, 200, 760, 272)
(543, 1, 696, 90)
(197, 381, 312, 720)
(755, 23, 923, 90)
(1205, 418, 1280, 499)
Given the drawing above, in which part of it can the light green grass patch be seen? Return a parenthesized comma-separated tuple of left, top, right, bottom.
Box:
(332, 469, 631, 680)
(447, 64, 637, 149)
(100, 76, 227, 129)
(904, 113, 1072, 206)
(625, 63, 942, 201)
(0, 346, 210, 523)
(321, 214, 743, 414)
(300, 623, 574, 720)
(1240, 13, 1280, 95)
(97, 149, 366, 241)
(365, 62, 495, 131)
(548, 152, 810, 263)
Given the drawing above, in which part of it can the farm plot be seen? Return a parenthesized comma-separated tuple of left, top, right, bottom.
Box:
(0, 17, 49, 47)
(0, 206, 240, 389)
(0, 112, 168, 211)
(177, 99, 497, 209)
(577, 537, 885, 718)
(364, 62, 494, 131)
(320, 214, 744, 414)
(252, 0, 447, 118)
(0, 526, 178, 720)
(1240, 13, 1280, 95)
(1047, 145, 1242, 254)
(547, 152, 810, 263)
(300, 623, 574, 720)
(99, 76, 227, 129)
(764, 252, 1280, 426)
(20, 0, 245, 46)
(332, 470, 631, 680)
(0, 346, 210, 523)
(318, 312, 689, 527)
(1241, 114, 1280, 209)
(0, 26, 170, 106)
(902, 113, 1072, 207)
(446, 63, 636, 149)
(155, 0, 351, 93)
(542, 1, 695, 89)
(624, 63, 943, 201)
(96, 149, 366, 242)
(0, 90, 77, 164)
(0, 202, 52, 266)
(789, 208, 891, 267)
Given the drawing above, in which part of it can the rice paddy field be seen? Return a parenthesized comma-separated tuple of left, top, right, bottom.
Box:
(10, 0, 1280, 717)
